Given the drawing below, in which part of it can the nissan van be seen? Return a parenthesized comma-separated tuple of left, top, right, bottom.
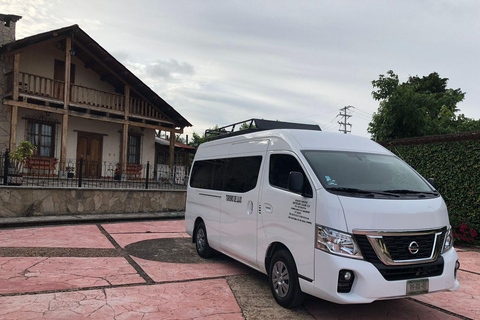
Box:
(185, 119, 459, 308)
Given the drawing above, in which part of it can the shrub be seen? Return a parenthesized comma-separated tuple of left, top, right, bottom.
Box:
(452, 222, 478, 244)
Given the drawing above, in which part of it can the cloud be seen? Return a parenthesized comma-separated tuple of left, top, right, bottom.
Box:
(6, 0, 479, 140)
(145, 59, 195, 80)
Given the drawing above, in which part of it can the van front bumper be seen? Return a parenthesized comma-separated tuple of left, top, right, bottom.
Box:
(307, 248, 459, 304)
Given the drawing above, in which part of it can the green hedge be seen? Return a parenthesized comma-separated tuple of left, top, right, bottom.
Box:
(387, 140, 480, 234)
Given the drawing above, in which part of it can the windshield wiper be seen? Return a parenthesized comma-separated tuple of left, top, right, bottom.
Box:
(382, 189, 438, 195)
(326, 187, 398, 197)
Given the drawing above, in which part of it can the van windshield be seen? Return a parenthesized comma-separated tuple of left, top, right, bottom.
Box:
(302, 151, 436, 197)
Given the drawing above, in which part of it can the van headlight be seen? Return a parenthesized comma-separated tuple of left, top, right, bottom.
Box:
(442, 227, 454, 253)
(316, 225, 363, 259)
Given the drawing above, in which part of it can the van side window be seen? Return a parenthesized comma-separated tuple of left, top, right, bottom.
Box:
(190, 159, 226, 190)
(269, 154, 312, 195)
(224, 156, 262, 193)
(190, 156, 262, 193)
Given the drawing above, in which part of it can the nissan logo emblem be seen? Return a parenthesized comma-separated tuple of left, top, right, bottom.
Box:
(408, 241, 420, 255)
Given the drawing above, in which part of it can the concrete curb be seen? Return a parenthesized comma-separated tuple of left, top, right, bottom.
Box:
(0, 211, 185, 228)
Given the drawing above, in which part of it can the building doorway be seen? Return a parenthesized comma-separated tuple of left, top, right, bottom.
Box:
(76, 132, 103, 178)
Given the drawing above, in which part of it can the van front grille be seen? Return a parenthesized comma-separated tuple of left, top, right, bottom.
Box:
(383, 234, 435, 260)
(354, 228, 446, 281)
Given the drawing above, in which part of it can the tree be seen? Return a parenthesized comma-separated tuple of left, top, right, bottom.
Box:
(175, 134, 186, 144)
(189, 131, 207, 147)
(368, 71, 479, 141)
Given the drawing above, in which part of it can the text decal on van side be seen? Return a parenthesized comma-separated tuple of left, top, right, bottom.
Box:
(289, 199, 312, 225)
(226, 195, 243, 203)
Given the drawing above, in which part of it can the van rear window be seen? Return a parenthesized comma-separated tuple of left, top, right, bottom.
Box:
(190, 156, 262, 193)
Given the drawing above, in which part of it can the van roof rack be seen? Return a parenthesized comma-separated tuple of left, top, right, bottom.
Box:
(205, 119, 321, 141)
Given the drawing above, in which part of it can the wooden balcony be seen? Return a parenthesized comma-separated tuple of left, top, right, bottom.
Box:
(5, 72, 171, 125)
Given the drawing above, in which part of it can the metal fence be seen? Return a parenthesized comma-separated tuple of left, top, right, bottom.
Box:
(0, 151, 189, 190)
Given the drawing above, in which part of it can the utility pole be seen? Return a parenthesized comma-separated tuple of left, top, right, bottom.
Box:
(338, 106, 353, 134)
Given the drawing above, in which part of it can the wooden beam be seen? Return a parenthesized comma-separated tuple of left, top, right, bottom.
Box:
(61, 113, 68, 163)
(3, 99, 183, 132)
(121, 85, 130, 173)
(9, 105, 18, 151)
(64, 37, 72, 109)
(169, 130, 175, 169)
(61, 37, 72, 164)
(84, 60, 97, 69)
(127, 113, 175, 126)
(100, 74, 115, 82)
(69, 102, 125, 116)
(124, 85, 130, 120)
(122, 123, 128, 174)
(12, 53, 20, 101)
(3, 99, 66, 114)
(2, 35, 68, 57)
(128, 121, 184, 133)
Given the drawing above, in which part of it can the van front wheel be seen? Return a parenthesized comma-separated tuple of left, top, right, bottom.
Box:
(195, 222, 214, 258)
(269, 250, 304, 308)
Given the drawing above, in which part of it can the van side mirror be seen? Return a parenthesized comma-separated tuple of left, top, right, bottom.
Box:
(288, 171, 305, 194)
(427, 178, 437, 189)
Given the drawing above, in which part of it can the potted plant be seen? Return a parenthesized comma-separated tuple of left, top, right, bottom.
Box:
(8, 140, 36, 185)
(114, 165, 122, 181)
(66, 166, 75, 178)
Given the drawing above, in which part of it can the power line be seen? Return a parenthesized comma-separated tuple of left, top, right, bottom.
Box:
(350, 109, 372, 122)
(352, 106, 373, 117)
(338, 106, 353, 134)
(312, 114, 339, 131)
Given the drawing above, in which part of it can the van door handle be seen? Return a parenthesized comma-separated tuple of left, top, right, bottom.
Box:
(264, 203, 273, 213)
(247, 201, 253, 215)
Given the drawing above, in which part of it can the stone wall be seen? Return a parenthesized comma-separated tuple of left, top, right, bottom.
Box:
(0, 52, 12, 153)
(0, 187, 186, 217)
(0, 15, 19, 152)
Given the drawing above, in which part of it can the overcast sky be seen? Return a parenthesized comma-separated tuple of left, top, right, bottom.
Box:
(3, 0, 479, 139)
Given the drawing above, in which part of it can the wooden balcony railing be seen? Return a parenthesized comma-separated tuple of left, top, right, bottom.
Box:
(71, 84, 125, 112)
(130, 96, 165, 120)
(17, 72, 65, 100)
(7, 72, 168, 122)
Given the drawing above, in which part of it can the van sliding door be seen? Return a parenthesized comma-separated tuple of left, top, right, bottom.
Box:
(219, 140, 269, 267)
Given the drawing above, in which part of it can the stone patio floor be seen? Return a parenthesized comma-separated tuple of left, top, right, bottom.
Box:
(0, 219, 478, 319)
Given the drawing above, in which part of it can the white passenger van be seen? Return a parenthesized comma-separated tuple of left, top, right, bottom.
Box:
(185, 119, 459, 308)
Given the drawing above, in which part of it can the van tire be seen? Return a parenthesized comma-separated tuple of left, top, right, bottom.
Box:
(268, 250, 304, 308)
(195, 222, 214, 258)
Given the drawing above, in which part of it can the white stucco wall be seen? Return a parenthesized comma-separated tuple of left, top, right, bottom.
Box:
(19, 42, 116, 92)
(14, 109, 156, 171)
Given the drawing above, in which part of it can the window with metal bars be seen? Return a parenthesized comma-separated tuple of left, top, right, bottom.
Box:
(27, 121, 55, 158)
(128, 134, 141, 164)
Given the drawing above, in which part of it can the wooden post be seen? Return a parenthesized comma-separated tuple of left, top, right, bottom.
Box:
(10, 53, 20, 151)
(61, 37, 72, 164)
(122, 123, 128, 174)
(122, 85, 130, 173)
(64, 37, 72, 106)
(61, 114, 68, 163)
(169, 130, 175, 169)
(9, 105, 18, 151)
(12, 53, 20, 101)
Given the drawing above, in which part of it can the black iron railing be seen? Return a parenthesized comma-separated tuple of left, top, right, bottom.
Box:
(0, 151, 188, 190)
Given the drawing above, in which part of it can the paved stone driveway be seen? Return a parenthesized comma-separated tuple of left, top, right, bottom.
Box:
(0, 219, 478, 319)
